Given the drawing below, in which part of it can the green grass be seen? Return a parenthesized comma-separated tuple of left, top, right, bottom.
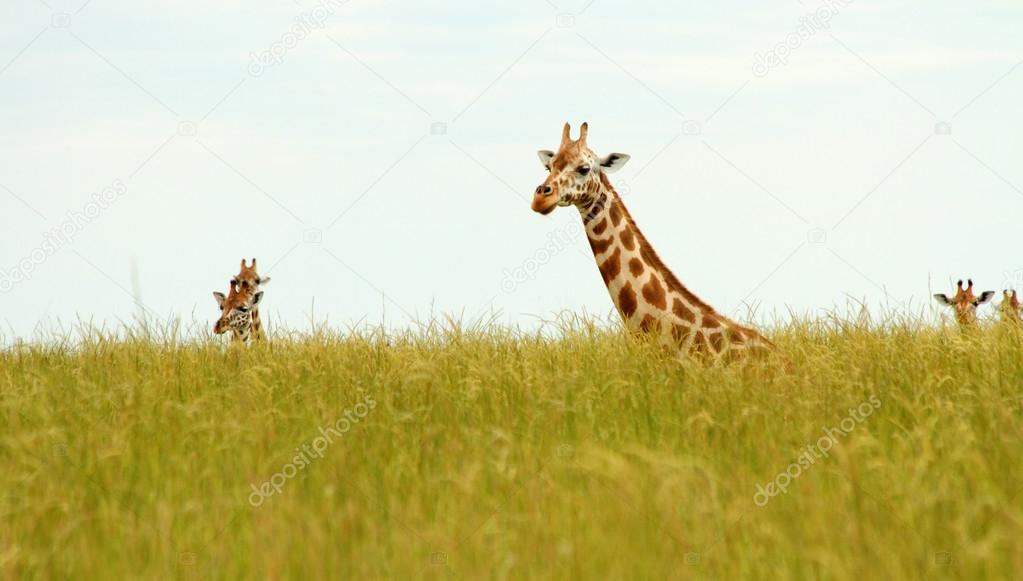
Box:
(2, 316, 1022, 580)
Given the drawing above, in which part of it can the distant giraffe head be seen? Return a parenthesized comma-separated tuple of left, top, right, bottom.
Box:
(233, 258, 270, 292)
(231, 258, 269, 341)
(532, 122, 630, 215)
(933, 279, 994, 327)
(213, 280, 264, 341)
(999, 289, 1020, 323)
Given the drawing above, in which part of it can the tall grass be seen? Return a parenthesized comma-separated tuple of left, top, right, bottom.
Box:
(1, 314, 1021, 579)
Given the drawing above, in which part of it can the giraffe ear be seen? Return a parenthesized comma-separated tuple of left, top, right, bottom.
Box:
(537, 150, 555, 170)
(257, 276, 271, 286)
(251, 291, 264, 307)
(976, 290, 995, 305)
(213, 292, 227, 308)
(599, 153, 630, 173)
(933, 293, 953, 306)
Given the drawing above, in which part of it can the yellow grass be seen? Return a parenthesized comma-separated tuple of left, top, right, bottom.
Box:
(1, 315, 1021, 579)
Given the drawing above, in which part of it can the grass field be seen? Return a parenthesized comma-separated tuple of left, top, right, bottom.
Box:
(2, 315, 1022, 580)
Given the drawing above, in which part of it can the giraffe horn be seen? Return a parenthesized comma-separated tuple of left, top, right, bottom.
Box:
(579, 122, 588, 145)
(240, 259, 247, 269)
(251, 258, 257, 270)
(561, 123, 572, 146)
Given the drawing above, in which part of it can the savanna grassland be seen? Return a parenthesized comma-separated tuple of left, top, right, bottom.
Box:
(1, 316, 1022, 580)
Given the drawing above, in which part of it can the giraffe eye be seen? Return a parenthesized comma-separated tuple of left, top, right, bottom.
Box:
(238, 306, 249, 313)
(577, 166, 590, 175)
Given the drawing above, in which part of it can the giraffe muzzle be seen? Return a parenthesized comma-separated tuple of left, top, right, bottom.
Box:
(531, 184, 559, 214)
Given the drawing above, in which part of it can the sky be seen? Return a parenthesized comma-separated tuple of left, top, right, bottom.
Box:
(1, 0, 1022, 340)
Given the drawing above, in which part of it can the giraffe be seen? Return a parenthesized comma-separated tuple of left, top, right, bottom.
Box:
(530, 122, 776, 359)
(213, 279, 264, 344)
(998, 289, 1020, 324)
(232, 258, 271, 341)
(933, 279, 994, 328)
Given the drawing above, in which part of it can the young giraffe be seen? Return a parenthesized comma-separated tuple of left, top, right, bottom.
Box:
(933, 279, 994, 328)
(213, 280, 264, 344)
(998, 289, 1020, 324)
(531, 122, 776, 359)
(232, 259, 270, 341)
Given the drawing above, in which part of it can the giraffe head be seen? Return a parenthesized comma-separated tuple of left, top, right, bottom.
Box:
(532, 122, 630, 215)
(213, 280, 264, 337)
(999, 289, 1020, 323)
(233, 258, 270, 293)
(933, 279, 994, 327)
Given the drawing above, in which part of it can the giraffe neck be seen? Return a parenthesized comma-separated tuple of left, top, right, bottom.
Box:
(250, 308, 265, 341)
(232, 325, 251, 344)
(578, 175, 763, 355)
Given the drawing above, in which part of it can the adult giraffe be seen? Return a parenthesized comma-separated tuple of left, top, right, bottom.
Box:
(530, 122, 776, 359)
(213, 279, 264, 344)
(998, 289, 1020, 324)
(232, 259, 270, 341)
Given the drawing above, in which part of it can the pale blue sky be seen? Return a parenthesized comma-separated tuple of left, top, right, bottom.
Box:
(1, 0, 1022, 339)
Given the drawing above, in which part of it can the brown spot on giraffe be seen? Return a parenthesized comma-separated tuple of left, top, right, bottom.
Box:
(620, 226, 636, 251)
(629, 258, 644, 277)
(639, 314, 658, 333)
(587, 234, 613, 256)
(692, 332, 708, 353)
(709, 331, 724, 352)
(609, 201, 623, 227)
(592, 218, 608, 235)
(726, 327, 747, 345)
(672, 298, 695, 324)
(641, 276, 667, 311)
(701, 312, 721, 329)
(671, 324, 691, 345)
(618, 282, 638, 318)
(598, 247, 622, 285)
